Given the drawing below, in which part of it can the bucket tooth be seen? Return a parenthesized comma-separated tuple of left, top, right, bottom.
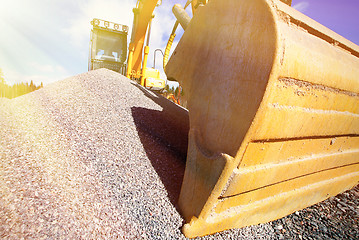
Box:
(178, 129, 235, 222)
(165, 0, 359, 237)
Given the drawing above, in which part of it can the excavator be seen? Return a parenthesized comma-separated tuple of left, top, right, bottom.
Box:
(88, 18, 128, 74)
(89, 17, 166, 90)
(100, 0, 359, 237)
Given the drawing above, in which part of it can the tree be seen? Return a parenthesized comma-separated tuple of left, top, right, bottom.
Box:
(0, 69, 5, 98)
(0, 68, 43, 99)
(30, 80, 35, 91)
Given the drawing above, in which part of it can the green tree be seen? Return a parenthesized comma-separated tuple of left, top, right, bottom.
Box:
(0, 69, 5, 98)
(30, 80, 35, 91)
(0, 68, 43, 99)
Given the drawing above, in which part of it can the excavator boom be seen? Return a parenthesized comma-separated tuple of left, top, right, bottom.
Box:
(126, 0, 158, 79)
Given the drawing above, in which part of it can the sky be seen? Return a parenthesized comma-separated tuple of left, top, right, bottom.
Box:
(0, 0, 358, 86)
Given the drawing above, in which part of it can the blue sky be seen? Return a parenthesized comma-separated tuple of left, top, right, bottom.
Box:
(0, 0, 358, 85)
(292, 0, 359, 45)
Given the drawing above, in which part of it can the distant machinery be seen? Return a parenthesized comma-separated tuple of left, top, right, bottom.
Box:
(88, 18, 128, 75)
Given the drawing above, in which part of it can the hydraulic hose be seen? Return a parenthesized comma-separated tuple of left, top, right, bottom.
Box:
(163, 23, 178, 70)
(163, 0, 192, 70)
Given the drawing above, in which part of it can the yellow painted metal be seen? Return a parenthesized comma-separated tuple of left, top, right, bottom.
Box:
(140, 46, 150, 86)
(191, 0, 208, 14)
(163, 33, 176, 70)
(126, 0, 158, 78)
(144, 69, 166, 89)
(145, 78, 166, 89)
(126, 43, 134, 78)
(142, 67, 166, 89)
(144, 67, 160, 79)
(165, 0, 359, 237)
(172, 4, 191, 30)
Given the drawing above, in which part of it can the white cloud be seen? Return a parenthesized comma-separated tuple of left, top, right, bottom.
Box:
(293, 2, 309, 13)
(0, 0, 79, 85)
(29, 62, 68, 74)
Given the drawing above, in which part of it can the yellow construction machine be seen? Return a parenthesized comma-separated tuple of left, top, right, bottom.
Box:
(89, 18, 128, 74)
(127, 0, 359, 237)
(126, 0, 166, 90)
(89, 16, 165, 90)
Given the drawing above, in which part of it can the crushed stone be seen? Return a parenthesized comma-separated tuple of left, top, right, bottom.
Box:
(0, 69, 358, 239)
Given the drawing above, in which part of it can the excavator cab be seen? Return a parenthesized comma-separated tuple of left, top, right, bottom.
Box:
(89, 18, 128, 74)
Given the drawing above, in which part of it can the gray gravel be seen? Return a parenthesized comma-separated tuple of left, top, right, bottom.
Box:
(0, 69, 358, 239)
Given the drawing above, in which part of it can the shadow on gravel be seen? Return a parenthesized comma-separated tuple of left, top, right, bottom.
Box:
(131, 83, 189, 206)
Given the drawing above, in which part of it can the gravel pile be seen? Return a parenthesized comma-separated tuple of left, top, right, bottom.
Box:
(0, 69, 358, 239)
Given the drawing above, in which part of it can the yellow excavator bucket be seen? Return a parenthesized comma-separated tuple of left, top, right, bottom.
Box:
(165, 0, 359, 238)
